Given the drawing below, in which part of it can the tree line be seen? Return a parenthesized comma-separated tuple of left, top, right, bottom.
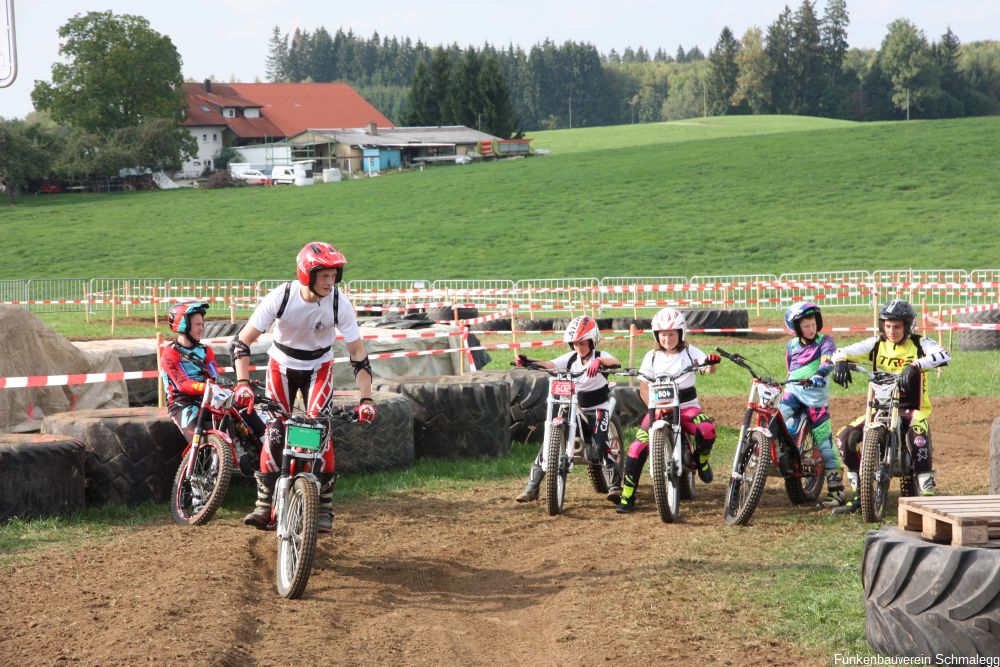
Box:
(265, 1, 1000, 131)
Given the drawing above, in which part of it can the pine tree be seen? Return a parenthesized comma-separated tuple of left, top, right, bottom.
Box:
(820, 0, 849, 85)
(707, 27, 741, 114)
(764, 7, 795, 113)
(790, 0, 825, 115)
(265, 26, 289, 82)
(478, 54, 518, 137)
(404, 57, 434, 125)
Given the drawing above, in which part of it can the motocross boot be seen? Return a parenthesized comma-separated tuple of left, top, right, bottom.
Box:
(244, 471, 278, 529)
(695, 446, 714, 484)
(605, 461, 623, 503)
(515, 463, 545, 502)
(917, 471, 936, 496)
(615, 453, 644, 514)
(822, 471, 846, 508)
(317, 473, 337, 533)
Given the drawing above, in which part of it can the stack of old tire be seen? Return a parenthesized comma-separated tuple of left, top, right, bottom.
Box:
(957, 309, 1000, 351)
(863, 527, 1000, 657)
(0, 433, 87, 521)
(372, 375, 511, 458)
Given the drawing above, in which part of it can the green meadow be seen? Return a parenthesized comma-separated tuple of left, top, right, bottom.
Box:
(2, 115, 999, 280)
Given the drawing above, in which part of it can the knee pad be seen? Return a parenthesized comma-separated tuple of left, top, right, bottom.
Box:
(695, 421, 716, 446)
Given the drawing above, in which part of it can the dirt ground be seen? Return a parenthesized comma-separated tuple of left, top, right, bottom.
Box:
(2, 393, 996, 667)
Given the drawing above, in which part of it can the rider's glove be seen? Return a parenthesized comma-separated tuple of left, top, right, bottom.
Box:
(354, 398, 377, 424)
(233, 380, 255, 410)
(704, 353, 721, 366)
(515, 354, 533, 367)
(900, 363, 920, 388)
(586, 357, 602, 377)
(806, 374, 826, 389)
(832, 360, 852, 389)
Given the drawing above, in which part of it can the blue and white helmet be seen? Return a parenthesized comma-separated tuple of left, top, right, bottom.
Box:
(784, 302, 823, 337)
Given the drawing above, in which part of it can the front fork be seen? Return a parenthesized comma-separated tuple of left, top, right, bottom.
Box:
(541, 402, 578, 473)
(648, 415, 681, 477)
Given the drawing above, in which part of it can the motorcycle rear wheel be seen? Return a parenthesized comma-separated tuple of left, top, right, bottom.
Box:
(785, 426, 824, 505)
(275, 476, 320, 599)
(170, 434, 232, 526)
(587, 415, 623, 495)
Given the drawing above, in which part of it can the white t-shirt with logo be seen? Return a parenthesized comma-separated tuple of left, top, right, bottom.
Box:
(550, 350, 611, 410)
(638, 344, 709, 408)
(249, 284, 361, 370)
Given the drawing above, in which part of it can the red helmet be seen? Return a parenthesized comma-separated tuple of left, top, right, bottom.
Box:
(167, 301, 208, 335)
(296, 242, 347, 287)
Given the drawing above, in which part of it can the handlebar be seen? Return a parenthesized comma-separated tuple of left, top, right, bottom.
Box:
(609, 363, 710, 383)
(715, 347, 807, 387)
(509, 361, 620, 378)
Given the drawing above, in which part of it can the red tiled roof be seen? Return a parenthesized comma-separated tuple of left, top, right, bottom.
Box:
(229, 83, 395, 137)
(182, 83, 283, 140)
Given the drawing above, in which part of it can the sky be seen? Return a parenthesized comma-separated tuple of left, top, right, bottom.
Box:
(2, 0, 999, 119)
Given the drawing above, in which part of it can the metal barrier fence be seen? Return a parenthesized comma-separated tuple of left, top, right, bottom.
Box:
(969, 270, 1000, 307)
(431, 279, 517, 310)
(690, 273, 780, 309)
(513, 277, 601, 316)
(777, 270, 873, 309)
(600, 276, 689, 310)
(27, 279, 89, 313)
(872, 269, 969, 309)
(3, 272, 1000, 319)
(87, 278, 167, 314)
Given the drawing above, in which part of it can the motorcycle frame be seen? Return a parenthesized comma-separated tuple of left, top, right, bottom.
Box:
(538, 371, 619, 470)
(730, 378, 811, 481)
(862, 372, 906, 478)
(182, 379, 261, 478)
(644, 375, 692, 481)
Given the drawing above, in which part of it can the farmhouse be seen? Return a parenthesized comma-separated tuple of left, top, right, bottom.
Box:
(178, 80, 394, 178)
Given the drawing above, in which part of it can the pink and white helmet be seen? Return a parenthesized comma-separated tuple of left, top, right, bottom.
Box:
(563, 316, 600, 348)
(651, 307, 687, 344)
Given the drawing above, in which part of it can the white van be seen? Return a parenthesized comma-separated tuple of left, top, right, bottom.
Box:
(271, 162, 314, 186)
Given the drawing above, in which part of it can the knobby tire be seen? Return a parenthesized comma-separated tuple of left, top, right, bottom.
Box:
(859, 427, 889, 523)
(275, 476, 320, 599)
(170, 433, 233, 526)
(724, 430, 771, 526)
(546, 425, 566, 516)
(650, 429, 676, 523)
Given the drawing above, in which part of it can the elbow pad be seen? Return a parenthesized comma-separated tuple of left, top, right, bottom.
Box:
(351, 355, 373, 379)
(230, 338, 251, 361)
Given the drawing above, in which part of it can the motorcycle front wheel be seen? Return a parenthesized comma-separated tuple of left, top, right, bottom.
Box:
(859, 426, 890, 523)
(724, 430, 771, 526)
(275, 476, 320, 599)
(650, 429, 678, 523)
(546, 424, 567, 516)
(170, 434, 233, 526)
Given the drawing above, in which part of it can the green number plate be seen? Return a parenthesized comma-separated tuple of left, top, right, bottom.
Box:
(286, 424, 322, 451)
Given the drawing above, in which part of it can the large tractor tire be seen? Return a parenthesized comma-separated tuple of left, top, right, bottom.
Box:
(681, 309, 749, 335)
(0, 434, 86, 521)
(863, 527, 1000, 658)
(611, 385, 646, 429)
(372, 375, 510, 458)
(41, 407, 187, 506)
(477, 369, 550, 443)
(327, 391, 415, 474)
(957, 309, 1000, 351)
(989, 416, 1000, 495)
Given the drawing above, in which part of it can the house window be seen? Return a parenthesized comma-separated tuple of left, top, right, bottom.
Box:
(245, 108, 260, 119)
(212, 133, 217, 142)
(203, 134, 208, 142)
(223, 108, 236, 118)
(193, 160, 201, 166)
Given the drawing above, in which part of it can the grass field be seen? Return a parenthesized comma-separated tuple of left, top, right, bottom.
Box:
(2, 115, 1000, 279)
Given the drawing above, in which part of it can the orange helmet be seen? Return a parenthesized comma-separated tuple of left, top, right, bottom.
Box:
(296, 242, 347, 288)
(167, 301, 208, 335)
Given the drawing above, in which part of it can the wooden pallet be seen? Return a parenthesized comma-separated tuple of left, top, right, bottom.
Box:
(897, 495, 1000, 547)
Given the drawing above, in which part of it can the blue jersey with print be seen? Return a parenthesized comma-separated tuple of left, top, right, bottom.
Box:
(783, 333, 835, 408)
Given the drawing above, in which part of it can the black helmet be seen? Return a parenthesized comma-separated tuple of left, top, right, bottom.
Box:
(879, 300, 915, 337)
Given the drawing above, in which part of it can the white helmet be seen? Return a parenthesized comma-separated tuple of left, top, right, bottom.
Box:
(563, 316, 600, 348)
(651, 307, 687, 345)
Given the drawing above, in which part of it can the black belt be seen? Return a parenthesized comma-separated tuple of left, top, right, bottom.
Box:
(274, 341, 331, 360)
(678, 386, 697, 403)
(578, 386, 611, 408)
